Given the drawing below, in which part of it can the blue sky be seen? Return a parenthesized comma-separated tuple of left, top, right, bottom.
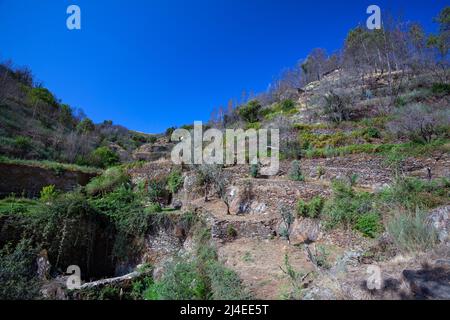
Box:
(0, 0, 447, 133)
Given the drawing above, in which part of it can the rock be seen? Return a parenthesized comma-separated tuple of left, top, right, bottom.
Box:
(171, 199, 183, 210)
(403, 267, 450, 299)
(290, 218, 320, 245)
(428, 205, 450, 244)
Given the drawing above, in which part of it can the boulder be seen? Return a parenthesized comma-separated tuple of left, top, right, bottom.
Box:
(428, 205, 450, 244)
(290, 218, 320, 245)
(403, 267, 450, 299)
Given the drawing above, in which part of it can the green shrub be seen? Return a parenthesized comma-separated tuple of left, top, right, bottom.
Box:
(76, 118, 95, 134)
(245, 122, 261, 130)
(0, 197, 39, 215)
(323, 179, 376, 229)
(354, 212, 382, 238)
(288, 160, 305, 182)
(208, 262, 251, 300)
(226, 225, 238, 238)
(380, 177, 449, 210)
(363, 127, 381, 140)
(0, 239, 41, 300)
(28, 87, 58, 107)
(387, 209, 438, 253)
(280, 99, 296, 112)
(147, 179, 169, 204)
(85, 167, 129, 196)
(431, 83, 450, 96)
(167, 169, 184, 194)
(39, 185, 58, 202)
(89, 146, 120, 169)
(145, 202, 162, 214)
(13, 136, 32, 155)
(238, 100, 261, 123)
(250, 164, 259, 178)
(297, 196, 324, 219)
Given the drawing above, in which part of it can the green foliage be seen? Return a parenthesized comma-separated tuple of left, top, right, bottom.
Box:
(288, 160, 305, 181)
(245, 121, 261, 130)
(354, 212, 383, 238)
(279, 253, 306, 300)
(0, 197, 39, 215)
(143, 226, 250, 300)
(323, 179, 376, 230)
(85, 167, 129, 196)
(166, 169, 184, 194)
(299, 131, 350, 149)
(226, 224, 238, 238)
(280, 99, 296, 112)
(380, 176, 450, 210)
(238, 100, 261, 123)
(165, 127, 176, 137)
(76, 118, 95, 134)
(0, 239, 41, 300)
(89, 146, 120, 169)
(431, 83, 450, 96)
(147, 179, 169, 204)
(387, 209, 438, 253)
(297, 196, 324, 219)
(28, 87, 57, 107)
(39, 185, 58, 202)
(145, 202, 162, 214)
(13, 136, 32, 155)
(250, 163, 259, 178)
(279, 205, 294, 241)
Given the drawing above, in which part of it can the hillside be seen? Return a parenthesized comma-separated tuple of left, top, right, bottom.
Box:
(0, 6, 449, 301)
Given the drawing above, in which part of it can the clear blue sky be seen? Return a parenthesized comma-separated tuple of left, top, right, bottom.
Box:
(0, 0, 447, 133)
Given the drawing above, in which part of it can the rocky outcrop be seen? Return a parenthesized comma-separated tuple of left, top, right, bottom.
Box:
(428, 205, 450, 244)
(290, 218, 320, 245)
(0, 163, 97, 198)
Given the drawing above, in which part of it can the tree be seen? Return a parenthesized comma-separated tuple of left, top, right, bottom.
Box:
(288, 160, 305, 182)
(76, 118, 95, 134)
(427, 7, 450, 58)
(302, 48, 328, 83)
(322, 90, 353, 123)
(89, 146, 120, 168)
(238, 100, 261, 123)
(388, 104, 450, 143)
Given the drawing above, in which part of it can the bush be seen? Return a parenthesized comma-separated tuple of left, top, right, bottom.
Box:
(0, 239, 41, 300)
(280, 99, 296, 112)
(167, 169, 184, 194)
(85, 167, 129, 196)
(13, 136, 32, 156)
(297, 196, 324, 219)
(431, 83, 450, 96)
(354, 212, 382, 238)
(250, 163, 259, 178)
(388, 104, 449, 144)
(380, 177, 450, 210)
(89, 146, 120, 169)
(39, 185, 58, 202)
(387, 209, 438, 253)
(322, 91, 353, 123)
(323, 179, 376, 229)
(238, 100, 261, 123)
(144, 231, 250, 300)
(288, 160, 305, 181)
(145, 202, 162, 214)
